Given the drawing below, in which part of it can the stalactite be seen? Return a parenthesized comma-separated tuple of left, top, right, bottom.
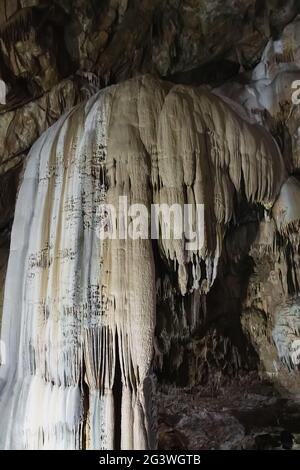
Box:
(0, 75, 285, 449)
(272, 176, 300, 235)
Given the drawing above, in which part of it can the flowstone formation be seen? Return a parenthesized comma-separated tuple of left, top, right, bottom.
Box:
(0, 74, 290, 449)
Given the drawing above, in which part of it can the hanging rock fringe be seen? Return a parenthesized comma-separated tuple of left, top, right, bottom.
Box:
(0, 75, 285, 449)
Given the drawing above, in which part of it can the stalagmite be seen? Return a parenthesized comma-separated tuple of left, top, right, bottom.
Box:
(0, 75, 285, 449)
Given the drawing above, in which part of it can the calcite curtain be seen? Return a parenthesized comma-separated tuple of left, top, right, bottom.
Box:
(0, 75, 286, 449)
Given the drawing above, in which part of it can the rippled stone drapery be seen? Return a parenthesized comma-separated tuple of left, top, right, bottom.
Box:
(0, 75, 285, 449)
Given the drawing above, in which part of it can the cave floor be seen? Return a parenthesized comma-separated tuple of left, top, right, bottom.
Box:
(158, 377, 300, 450)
